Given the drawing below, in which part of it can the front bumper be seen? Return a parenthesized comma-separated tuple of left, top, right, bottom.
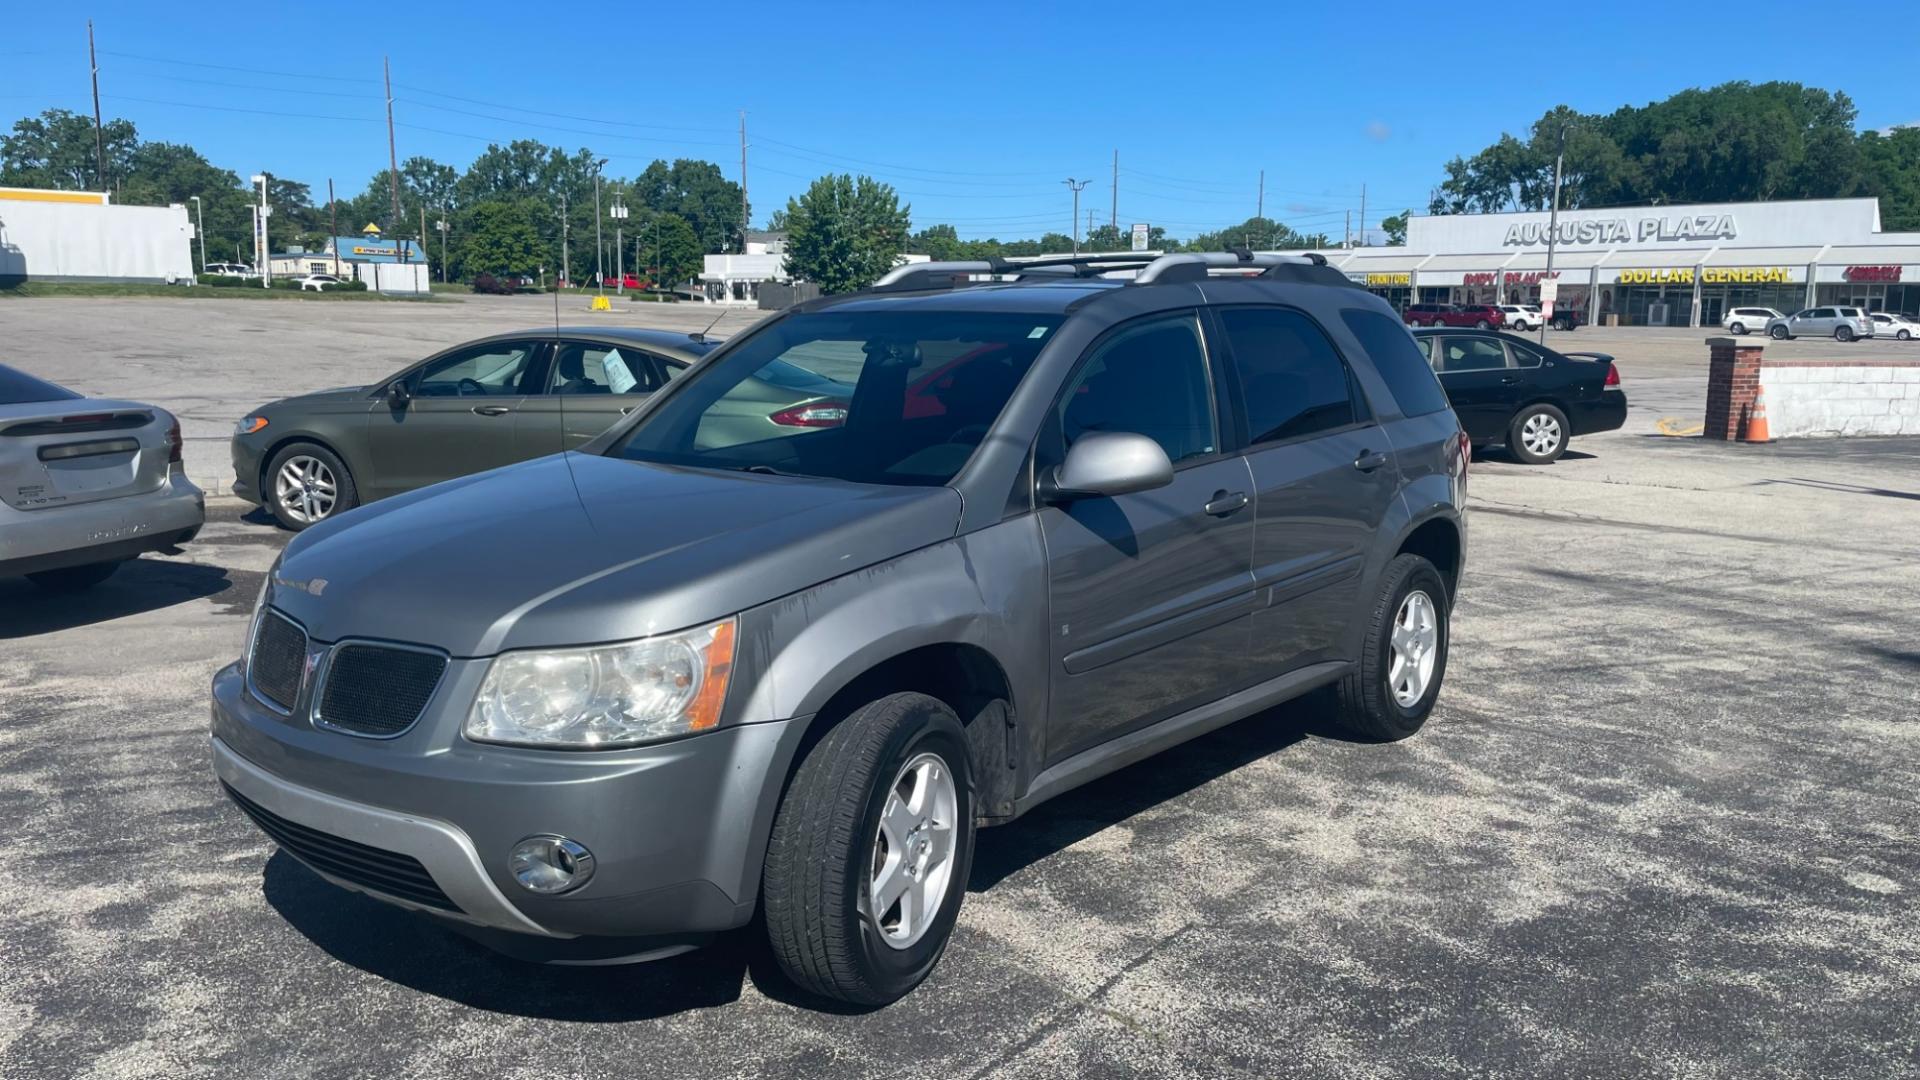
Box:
(0, 470, 204, 576)
(230, 435, 266, 505)
(210, 660, 805, 944)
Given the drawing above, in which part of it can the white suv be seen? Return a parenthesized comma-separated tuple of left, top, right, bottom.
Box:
(1722, 307, 1784, 335)
(1500, 305, 1542, 331)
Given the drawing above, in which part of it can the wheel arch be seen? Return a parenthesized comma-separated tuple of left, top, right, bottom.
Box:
(256, 431, 357, 499)
(1394, 514, 1463, 606)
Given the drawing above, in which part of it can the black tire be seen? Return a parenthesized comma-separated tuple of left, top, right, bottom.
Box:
(1729, 322, 1746, 335)
(1899, 330, 1911, 341)
(1770, 325, 1790, 340)
(1507, 402, 1570, 465)
(1331, 554, 1449, 741)
(763, 692, 975, 1006)
(1835, 326, 1854, 342)
(25, 560, 121, 592)
(1475, 319, 1491, 329)
(264, 442, 358, 532)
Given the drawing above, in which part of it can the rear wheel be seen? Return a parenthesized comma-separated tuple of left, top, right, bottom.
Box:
(25, 561, 121, 592)
(1331, 554, 1449, 741)
(763, 692, 975, 1005)
(1509, 403, 1569, 464)
(265, 442, 358, 531)
(1729, 322, 1747, 335)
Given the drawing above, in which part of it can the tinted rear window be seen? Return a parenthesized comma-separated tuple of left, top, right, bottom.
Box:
(0, 366, 81, 405)
(1339, 310, 1452, 418)
(1217, 307, 1359, 444)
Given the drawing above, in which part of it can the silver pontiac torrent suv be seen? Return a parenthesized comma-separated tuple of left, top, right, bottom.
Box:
(211, 252, 1469, 1005)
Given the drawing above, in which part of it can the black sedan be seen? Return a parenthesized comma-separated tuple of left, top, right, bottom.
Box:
(1410, 328, 1625, 464)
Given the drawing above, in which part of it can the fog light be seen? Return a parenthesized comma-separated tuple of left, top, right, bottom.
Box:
(509, 835, 595, 895)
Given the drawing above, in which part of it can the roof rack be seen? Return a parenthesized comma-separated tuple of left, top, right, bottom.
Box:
(865, 249, 1342, 293)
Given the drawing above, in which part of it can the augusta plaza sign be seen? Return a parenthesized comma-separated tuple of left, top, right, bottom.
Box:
(1504, 214, 1739, 247)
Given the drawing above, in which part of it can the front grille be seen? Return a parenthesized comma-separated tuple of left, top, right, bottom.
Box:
(223, 782, 458, 912)
(248, 611, 307, 711)
(315, 644, 447, 737)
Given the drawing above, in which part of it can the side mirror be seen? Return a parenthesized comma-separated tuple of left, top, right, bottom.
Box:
(386, 381, 412, 409)
(1041, 431, 1174, 503)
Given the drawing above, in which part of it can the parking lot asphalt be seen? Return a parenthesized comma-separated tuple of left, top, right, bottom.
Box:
(3, 297, 1918, 1079)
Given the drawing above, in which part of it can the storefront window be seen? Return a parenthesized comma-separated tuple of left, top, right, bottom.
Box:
(1817, 282, 1919, 317)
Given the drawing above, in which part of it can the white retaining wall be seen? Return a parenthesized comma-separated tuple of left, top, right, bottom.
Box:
(0, 198, 194, 283)
(1759, 362, 1920, 437)
(349, 261, 430, 294)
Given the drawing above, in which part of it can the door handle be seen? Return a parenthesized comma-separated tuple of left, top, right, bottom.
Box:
(1353, 450, 1389, 472)
(470, 405, 512, 417)
(1204, 490, 1249, 516)
(1500, 374, 1522, 384)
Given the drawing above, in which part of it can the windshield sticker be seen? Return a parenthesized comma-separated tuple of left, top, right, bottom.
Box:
(1028, 326, 1050, 339)
(602, 349, 639, 394)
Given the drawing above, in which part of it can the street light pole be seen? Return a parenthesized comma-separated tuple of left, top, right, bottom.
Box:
(593, 160, 607, 295)
(250, 173, 270, 289)
(612, 187, 627, 295)
(1541, 125, 1567, 346)
(189, 195, 206, 274)
(1062, 178, 1089, 255)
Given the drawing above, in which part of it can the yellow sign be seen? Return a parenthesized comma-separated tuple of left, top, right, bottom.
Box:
(590, 295, 612, 311)
(1365, 272, 1411, 287)
(1702, 266, 1791, 284)
(1617, 266, 1792, 285)
(361, 222, 382, 235)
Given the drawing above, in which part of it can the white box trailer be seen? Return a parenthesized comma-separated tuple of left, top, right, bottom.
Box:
(0, 187, 195, 285)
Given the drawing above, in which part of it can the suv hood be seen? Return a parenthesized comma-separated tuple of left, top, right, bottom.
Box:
(267, 452, 963, 656)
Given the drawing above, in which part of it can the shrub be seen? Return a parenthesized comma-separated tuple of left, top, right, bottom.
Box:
(196, 273, 247, 287)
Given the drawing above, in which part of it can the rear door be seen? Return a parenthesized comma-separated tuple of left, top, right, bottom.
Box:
(1430, 335, 1519, 441)
(1039, 311, 1258, 765)
(365, 339, 545, 498)
(513, 339, 672, 456)
(1213, 305, 1397, 674)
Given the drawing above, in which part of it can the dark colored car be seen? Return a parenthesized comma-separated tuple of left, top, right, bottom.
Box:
(231, 328, 721, 530)
(1411, 328, 1625, 463)
(1404, 303, 1505, 329)
(211, 251, 1469, 1005)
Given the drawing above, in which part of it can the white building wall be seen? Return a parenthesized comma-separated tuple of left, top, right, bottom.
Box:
(0, 198, 194, 283)
(1760, 363, 1920, 437)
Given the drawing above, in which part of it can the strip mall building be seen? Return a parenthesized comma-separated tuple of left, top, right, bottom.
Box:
(1313, 197, 1920, 327)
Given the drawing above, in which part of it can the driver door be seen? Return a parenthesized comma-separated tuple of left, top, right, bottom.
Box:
(365, 339, 546, 498)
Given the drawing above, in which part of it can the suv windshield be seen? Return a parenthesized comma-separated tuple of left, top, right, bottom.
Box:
(613, 309, 1060, 486)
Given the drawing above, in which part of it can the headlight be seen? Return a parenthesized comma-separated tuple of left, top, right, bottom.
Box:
(236, 416, 268, 435)
(465, 617, 737, 748)
(240, 562, 276, 672)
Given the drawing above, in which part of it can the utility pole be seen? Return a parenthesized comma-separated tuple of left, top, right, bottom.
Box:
(559, 191, 569, 287)
(189, 196, 206, 274)
(383, 57, 402, 242)
(1358, 183, 1367, 247)
(1344, 210, 1351, 249)
(87, 21, 106, 191)
(1110, 150, 1118, 229)
(436, 208, 449, 283)
(1063, 178, 1089, 254)
(1541, 126, 1566, 345)
(327, 179, 341, 278)
(419, 204, 428, 280)
(739, 110, 750, 253)
(1257, 169, 1264, 221)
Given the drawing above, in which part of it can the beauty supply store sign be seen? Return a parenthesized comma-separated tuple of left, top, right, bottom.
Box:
(1815, 264, 1917, 283)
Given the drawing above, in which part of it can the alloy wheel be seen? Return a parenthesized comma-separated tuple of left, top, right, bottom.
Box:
(1520, 412, 1562, 458)
(274, 455, 338, 525)
(1387, 589, 1439, 708)
(868, 752, 959, 950)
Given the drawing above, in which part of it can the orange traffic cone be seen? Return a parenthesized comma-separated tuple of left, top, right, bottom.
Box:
(1741, 387, 1772, 443)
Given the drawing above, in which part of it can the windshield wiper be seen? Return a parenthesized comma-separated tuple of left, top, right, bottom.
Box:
(733, 464, 799, 476)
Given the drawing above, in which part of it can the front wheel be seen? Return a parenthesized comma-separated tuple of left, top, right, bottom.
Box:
(1330, 554, 1450, 741)
(1899, 330, 1912, 341)
(1770, 325, 1790, 340)
(1836, 326, 1855, 342)
(1509, 403, 1569, 464)
(265, 442, 359, 531)
(763, 692, 976, 1006)
(1475, 319, 1491, 329)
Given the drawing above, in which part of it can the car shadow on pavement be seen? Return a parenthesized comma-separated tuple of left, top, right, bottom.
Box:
(0, 558, 233, 638)
(261, 852, 756, 1020)
(968, 693, 1361, 892)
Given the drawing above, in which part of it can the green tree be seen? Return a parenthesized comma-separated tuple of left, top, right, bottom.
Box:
(457, 200, 542, 278)
(630, 159, 745, 254)
(639, 211, 701, 287)
(908, 222, 965, 259)
(1190, 216, 1299, 251)
(782, 174, 911, 293)
(1859, 126, 1920, 231)
(0, 108, 138, 190)
(1380, 210, 1409, 245)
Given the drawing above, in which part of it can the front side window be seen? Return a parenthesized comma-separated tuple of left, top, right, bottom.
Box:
(613, 310, 1058, 486)
(1055, 314, 1217, 465)
(1217, 307, 1360, 444)
(415, 342, 539, 397)
(550, 343, 661, 396)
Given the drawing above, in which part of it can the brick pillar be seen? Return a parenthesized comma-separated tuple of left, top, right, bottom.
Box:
(1704, 337, 1764, 440)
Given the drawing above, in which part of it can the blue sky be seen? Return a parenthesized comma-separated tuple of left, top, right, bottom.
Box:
(5, 1, 1914, 242)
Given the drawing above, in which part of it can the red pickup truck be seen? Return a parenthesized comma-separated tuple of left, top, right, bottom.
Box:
(1404, 303, 1506, 329)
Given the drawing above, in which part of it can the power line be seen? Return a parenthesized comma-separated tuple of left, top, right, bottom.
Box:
(101, 94, 379, 123)
(391, 82, 725, 136)
(98, 48, 379, 84)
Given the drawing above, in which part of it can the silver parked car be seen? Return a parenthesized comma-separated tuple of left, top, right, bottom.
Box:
(1766, 306, 1875, 341)
(1, 365, 205, 591)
